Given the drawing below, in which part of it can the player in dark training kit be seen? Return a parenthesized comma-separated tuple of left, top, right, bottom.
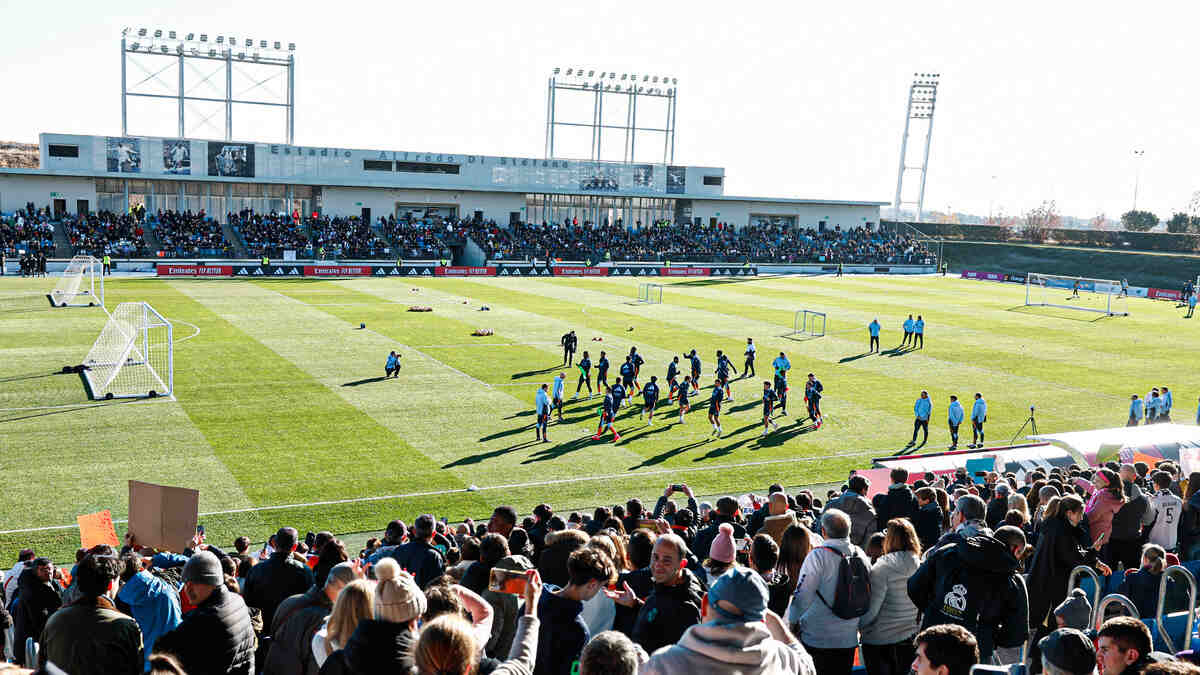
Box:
(592, 385, 621, 442)
(628, 347, 645, 393)
(804, 373, 824, 428)
(686, 350, 702, 384)
(677, 376, 693, 423)
(619, 357, 636, 406)
(744, 338, 756, 377)
(596, 351, 610, 390)
(666, 356, 681, 401)
(561, 330, 578, 366)
(707, 381, 725, 437)
(641, 376, 661, 424)
(572, 351, 593, 399)
(611, 381, 627, 413)
(761, 381, 780, 435)
(715, 350, 738, 401)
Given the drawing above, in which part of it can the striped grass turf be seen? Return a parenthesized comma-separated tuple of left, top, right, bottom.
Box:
(0, 273, 1194, 561)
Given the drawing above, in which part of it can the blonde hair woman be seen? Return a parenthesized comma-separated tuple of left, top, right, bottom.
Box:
(312, 578, 375, 667)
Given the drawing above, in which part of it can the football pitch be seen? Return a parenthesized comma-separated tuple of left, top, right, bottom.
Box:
(1, 273, 1195, 561)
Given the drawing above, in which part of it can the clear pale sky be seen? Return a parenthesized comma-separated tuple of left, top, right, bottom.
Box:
(3, 0, 1197, 220)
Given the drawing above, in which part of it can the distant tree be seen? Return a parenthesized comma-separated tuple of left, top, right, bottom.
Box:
(1166, 212, 1196, 233)
(1121, 210, 1159, 232)
(1021, 201, 1060, 243)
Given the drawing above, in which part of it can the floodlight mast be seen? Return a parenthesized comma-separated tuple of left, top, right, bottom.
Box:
(893, 72, 940, 222)
(545, 67, 678, 163)
(120, 26, 296, 142)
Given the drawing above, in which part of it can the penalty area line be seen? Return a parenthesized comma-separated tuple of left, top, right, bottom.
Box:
(0, 446, 883, 535)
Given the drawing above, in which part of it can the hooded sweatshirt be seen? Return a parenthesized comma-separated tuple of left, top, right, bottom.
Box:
(533, 584, 588, 675)
(641, 621, 817, 675)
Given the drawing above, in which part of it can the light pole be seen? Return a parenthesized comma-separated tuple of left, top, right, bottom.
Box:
(988, 175, 997, 222)
(1132, 149, 1145, 212)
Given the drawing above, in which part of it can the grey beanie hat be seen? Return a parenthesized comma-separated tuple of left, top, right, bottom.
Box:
(1053, 587, 1092, 630)
(182, 550, 224, 586)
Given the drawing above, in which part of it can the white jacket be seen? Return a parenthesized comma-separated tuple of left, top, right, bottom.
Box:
(859, 551, 921, 645)
(642, 621, 817, 675)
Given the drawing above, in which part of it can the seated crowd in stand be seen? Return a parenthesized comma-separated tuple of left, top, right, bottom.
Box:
(62, 211, 147, 257)
(381, 214, 461, 260)
(230, 211, 313, 258)
(4, 460, 1199, 675)
(0, 205, 56, 257)
(152, 210, 232, 257)
(311, 215, 388, 259)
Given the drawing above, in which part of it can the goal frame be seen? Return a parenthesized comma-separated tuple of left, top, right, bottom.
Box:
(637, 283, 663, 304)
(1025, 272, 1129, 317)
(792, 309, 827, 337)
(49, 255, 104, 308)
(82, 302, 174, 400)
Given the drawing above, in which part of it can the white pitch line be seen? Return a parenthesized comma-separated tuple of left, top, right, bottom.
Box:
(0, 396, 177, 412)
(172, 319, 202, 344)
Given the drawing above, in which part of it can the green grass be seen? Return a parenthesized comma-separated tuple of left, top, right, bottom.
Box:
(943, 240, 1200, 289)
(1, 273, 1197, 561)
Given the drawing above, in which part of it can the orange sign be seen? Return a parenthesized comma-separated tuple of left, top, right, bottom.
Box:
(77, 509, 120, 549)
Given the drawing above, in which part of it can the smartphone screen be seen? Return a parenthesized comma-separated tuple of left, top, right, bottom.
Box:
(489, 568, 528, 595)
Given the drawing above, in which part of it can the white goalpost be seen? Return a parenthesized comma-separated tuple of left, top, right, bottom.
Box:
(792, 309, 826, 337)
(637, 283, 663, 304)
(82, 302, 173, 399)
(49, 255, 104, 308)
(1025, 272, 1129, 317)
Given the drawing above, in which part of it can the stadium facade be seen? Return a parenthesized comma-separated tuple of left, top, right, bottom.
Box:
(0, 133, 885, 230)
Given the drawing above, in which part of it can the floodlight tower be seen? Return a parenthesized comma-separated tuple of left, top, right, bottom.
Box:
(893, 73, 940, 222)
(120, 27, 296, 142)
(544, 68, 678, 163)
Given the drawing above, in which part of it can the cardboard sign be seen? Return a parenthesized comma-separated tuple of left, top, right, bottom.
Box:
(76, 509, 120, 549)
(128, 481, 199, 552)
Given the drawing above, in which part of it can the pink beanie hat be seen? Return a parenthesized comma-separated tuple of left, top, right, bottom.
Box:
(710, 522, 736, 563)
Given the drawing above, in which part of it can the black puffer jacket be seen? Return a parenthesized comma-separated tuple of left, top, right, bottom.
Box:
(12, 567, 62, 666)
(155, 584, 255, 675)
(876, 484, 919, 527)
(1025, 515, 1099, 632)
(263, 585, 331, 675)
(630, 568, 705, 655)
(317, 619, 416, 675)
(243, 552, 315, 631)
(386, 540, 445, 590)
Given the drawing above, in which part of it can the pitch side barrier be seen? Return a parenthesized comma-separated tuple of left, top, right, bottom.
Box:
(156, 262, 759, 278)
(959, 269, 1184, 300)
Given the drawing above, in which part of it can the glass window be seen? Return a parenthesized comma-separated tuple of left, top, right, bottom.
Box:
(49, 144, 79, 158)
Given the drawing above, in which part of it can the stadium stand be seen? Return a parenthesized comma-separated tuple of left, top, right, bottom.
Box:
(0, 206, 55, 256)
(382, 215, 462, 260)
(62, 211, 148, 257)
(230, 211, 312, 258)
(11, 460, 1188, 674)
(310, 215, 389, 259)
(152, 210, 232, 257)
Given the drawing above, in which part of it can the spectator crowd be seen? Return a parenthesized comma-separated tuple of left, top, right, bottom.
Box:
(62, 211, 147, 257)
(231, 211, 312, 259)
(2, 459, 1200, 674)
(152, 210, 232, 257)
(1, 205, 56, 258)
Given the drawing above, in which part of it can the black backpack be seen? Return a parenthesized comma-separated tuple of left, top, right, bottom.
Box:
(816, 546, 872, 619)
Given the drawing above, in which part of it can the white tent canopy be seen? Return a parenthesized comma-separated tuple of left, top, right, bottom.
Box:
(1029, 423, 1200, 468)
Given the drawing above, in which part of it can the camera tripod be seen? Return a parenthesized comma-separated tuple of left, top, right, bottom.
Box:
(1010, 406, 1038, 446)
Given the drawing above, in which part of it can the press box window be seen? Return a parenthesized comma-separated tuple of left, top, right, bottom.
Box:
(363, 160, 393, 171)
(49, 144, 80, 158)
(395, 161, 460, 175)
(702, 175, 723, 186)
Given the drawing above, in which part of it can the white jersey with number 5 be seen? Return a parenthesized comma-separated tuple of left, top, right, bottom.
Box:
(1149, 489, 1183, 551)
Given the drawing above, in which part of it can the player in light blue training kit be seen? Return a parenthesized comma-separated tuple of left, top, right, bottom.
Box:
(1128, 394, 1144, 427)
(914, 316, 925, 349)
(1161, 386, 1173, 422)
(771, 352, 791, 415)
(901, 315, 915, 348)
(969, 393, 987, 448)
(947, 395, 965, 450)
(535, 383, 551, 442)
(868, 319, 881, 353)
(907, 390, 932, 448)
(385, 351, 401, 378)
(552, 372, 566, 422)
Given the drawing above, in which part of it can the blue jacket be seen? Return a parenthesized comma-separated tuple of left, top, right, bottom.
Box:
(1130, 399, 1143, 419)
(536, 389, 550, 415)
(552, 376, 565, 399)
(972, 398, 987, 422)
(118, 570, 183, 671)
(948, 401, 965, 425)
(903, 319, 914, 332)
(914, 397, 932, 420)
(385, 353, 398, 369)
(1164, 390, 1173, 412)
(772, 357, 790, 377)
(534, 584, 588, 675)
(915, 320, 925, 334)
(869, 321, 880, 336)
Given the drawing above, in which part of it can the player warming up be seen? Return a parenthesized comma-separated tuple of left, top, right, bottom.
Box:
(804, 373, 823, 428)
(686, 349, 702, 385)
(535, 383, 551, 443)
(592, 385, 621, 442)
(552, 372, 566, 423)
(715, 350, 738, 401)
(611, 380, 627, 413)
(868, 319, 881, 353)
(772, 352, 791, 416)
(619, 356, 636, 404)
(901, 315, 915, 348)
(744, 338, 757, 377)
(761, 381, 780, 436)
(629, 347, 645, 393)
(707, 380, 724, 437)
(907, 390, 931, 448)
(596, 351, 610, 390)
(572, 351, 593, 399)
(641, 376, 660, 424)
(914, 315, 925, 349)
(947, 394, 964, 450)
(561, 330, 577, 366)
(677, 376, 693, 423)
(666, 356, 681, 401)
(385, 351, 402, 378)
(969, 392, 987, 447)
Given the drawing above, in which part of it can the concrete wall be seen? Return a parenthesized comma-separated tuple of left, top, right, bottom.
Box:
(320, 187, 525, 223)
(690, 199, 880, 230)
(0, 174, 96, 215)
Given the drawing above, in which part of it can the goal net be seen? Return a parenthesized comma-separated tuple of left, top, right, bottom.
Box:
(637, 283, 663, 304)
(49, 255, 104, 308)
(82, 302, 174, 399)
(1025, 273, 1129, 316)
(792, 309, 827, 336)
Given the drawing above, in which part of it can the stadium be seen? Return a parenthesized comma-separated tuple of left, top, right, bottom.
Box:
(4, 10, 1200, 675)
